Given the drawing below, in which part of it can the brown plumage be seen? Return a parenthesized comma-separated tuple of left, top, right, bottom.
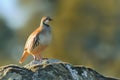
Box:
(19, 16, 52, 64)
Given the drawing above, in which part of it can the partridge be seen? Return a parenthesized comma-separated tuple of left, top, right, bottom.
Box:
(19, 16, 52, 64)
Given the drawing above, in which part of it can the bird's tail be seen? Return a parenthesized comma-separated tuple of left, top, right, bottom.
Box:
(19, 51, 29, 64)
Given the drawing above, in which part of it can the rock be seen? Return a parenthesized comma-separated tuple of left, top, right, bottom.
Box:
(0, 58, 118, 80)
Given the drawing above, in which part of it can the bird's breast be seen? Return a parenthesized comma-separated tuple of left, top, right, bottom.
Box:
(38, 32, 52, 45)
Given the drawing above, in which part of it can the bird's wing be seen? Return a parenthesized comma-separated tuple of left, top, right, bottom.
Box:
(24, 31, 40, 51)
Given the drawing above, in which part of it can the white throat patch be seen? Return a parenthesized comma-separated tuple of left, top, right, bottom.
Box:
(44, 20, 49, 24)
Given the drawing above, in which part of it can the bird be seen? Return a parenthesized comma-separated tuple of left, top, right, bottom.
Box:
(19, 16, 52, 64)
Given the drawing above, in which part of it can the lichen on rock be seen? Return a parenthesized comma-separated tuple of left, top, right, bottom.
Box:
(0, 58, 118, 80)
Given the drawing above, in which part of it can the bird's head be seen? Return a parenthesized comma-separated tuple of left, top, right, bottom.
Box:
(41, 16, 53, 25)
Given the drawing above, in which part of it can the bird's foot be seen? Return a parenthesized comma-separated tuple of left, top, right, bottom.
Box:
(31, 59, 42, 65)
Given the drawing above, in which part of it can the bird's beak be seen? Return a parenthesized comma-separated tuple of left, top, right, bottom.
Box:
(49, 18, 53, 21)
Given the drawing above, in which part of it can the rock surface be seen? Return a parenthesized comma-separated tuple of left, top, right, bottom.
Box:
(0, 58, 118, 80)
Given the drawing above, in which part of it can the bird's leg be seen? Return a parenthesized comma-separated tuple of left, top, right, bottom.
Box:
(32, 54, 42, 64)
(33, 55, 36, 61)
(38, 54, 42, 63)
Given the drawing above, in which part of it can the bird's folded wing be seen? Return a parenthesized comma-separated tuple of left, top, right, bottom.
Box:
(25, 34, 40, 51)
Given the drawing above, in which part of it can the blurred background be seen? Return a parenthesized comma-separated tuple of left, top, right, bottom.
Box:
(0, 0, 120, 78)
